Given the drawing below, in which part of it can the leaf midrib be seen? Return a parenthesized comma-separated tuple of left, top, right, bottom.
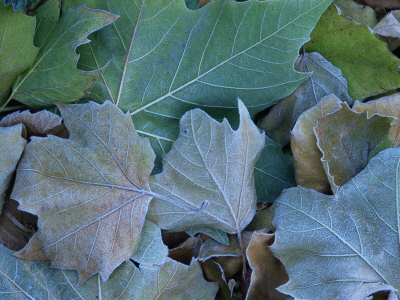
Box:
(276, 194, 394, 289)
(126, 0, 327, 116)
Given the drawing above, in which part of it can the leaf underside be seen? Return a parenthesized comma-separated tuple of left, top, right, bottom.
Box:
(272, 147, 400, 299)
(11, 101, 156, 284)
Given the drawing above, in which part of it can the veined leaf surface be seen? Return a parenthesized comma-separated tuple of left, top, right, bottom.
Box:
(147, 100, 264, 235)
(67, 0, 332, 156)
(11, 101, 156, 284)
(271, 148, 400, 299)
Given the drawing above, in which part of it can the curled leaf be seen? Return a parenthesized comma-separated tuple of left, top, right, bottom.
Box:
(315, 102, 392, 193)
(353, 92, 400, 147)
(291, 94, 342, 193)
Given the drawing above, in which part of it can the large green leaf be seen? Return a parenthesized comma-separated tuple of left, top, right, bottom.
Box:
(306, 4, 400, 100)
(271, 147, 400, 299)
(0, 125, 26, 213)
(8, 6, 117, 108)
(66, 0, 331, 156)
(0, 4, 38, 105)
(11, 101, 156, 284)
(147, 100, 264, 235)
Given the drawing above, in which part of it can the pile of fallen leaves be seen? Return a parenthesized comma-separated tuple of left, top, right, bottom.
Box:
(0, 0, 399, 299)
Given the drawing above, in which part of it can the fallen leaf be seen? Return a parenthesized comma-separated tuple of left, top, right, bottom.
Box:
(147, 100, 264, 236)
(271, 147, 400, 299)
(169, 236, 202, 265)
(201, 259, 242, 300)
(355, 0, 400, 9)
(0, 5, 38, 105)
(198, 232, 253, 261)
(315, 102, 392, 193)
(0, 125, 26, 212)
(244, 204, 274, 233)
(9, 6, 117, 108)
(0, 242, 216, 299)
(11, 101, 156, 284)
(353, 92, 400, 147)
(246, 232, 290, 300)
(0, 0, 35, 11)
(374, 10, 400, 38)
(259, 52, 352, 145)
(117, 258, 219, 299)
(186, 226, 229, 246)
(306, 4, 400, 100)
(65, 0, 331, 157)
(254, 136, 296, 202)
(291, 94, 343, 193)
(334, 0, 377, 28)
(0, 198, 36, 251)
(131, 220, 168, 267)
(0, 110, 66, 137)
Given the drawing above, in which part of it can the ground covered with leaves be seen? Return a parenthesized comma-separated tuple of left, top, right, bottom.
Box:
(0, 0, 399, 299)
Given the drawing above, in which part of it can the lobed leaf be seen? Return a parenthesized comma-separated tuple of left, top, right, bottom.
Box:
(271, 148, 400, 299)
(291, 94, 343, 193)
(11, 101, 156, 284)
(147, 100, 264, 234)
(66, 0, 331, 157)
(9, 6, 117, 108)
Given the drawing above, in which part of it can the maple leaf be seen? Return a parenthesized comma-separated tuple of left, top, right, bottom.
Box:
(5, 5, 117, 108)
(147, 100, 264, 237)
(306, 4, 400, 100)
(11, 101, 156, 284)
(64, 0, 331, 157)
(271, 147, 400, 299)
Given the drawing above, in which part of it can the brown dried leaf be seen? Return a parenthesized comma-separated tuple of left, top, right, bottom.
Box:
(353, 92, 400, 147)
(291, 95, 343, 193)
(0, 110, 67, 137)
(11, 101, 156, 284)
(315, 102, 393, 193)
(246, 232, 290, 300)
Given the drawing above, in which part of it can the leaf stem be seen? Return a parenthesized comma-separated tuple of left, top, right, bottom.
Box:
(237, 230, 247, 278)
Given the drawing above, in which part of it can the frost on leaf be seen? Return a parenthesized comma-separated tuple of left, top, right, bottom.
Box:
(271, 148, 400, 299)
(11, 101, 156, 284)
(0, 125, 26, 213)
(147, 100, 264, 235)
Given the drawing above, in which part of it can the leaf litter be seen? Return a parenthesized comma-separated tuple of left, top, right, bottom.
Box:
(0, 0, 400, 299)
